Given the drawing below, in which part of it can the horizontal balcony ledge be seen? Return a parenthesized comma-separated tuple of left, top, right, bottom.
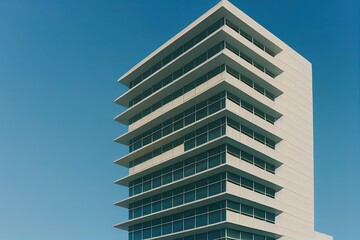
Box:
(115, 163, 228, 208)
(115, 136, 229, 184)
(114, 110, 282, 168)
(114, 191, 282, 230)
(115, 192, 228, 229)
(114, 55, 228, 126)
(221, 48, 284, 95)
(117, 3, 229, 86)
(114, 109, 228, 166)
(222, 25, 283, 77)
(115, 46, 284, 126)
(115, 28, 227, 107)
(114, 77, 282, 145)
(121, 222, 228, 240)
(114, 81, 227, 144)
(115, 163, 281, 208)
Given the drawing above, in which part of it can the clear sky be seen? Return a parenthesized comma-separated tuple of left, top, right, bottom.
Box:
(0, 0, 359, 239)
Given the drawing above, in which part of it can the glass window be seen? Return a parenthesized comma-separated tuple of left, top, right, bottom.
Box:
(208, 127, 221, 141)
(209, 182, 222, 195)
(184, 61, 195, 74)
(196, 74, 207, 85)
(134, 184, 142, 195)
(184, 39, 194, 52)
(207, 43, 221, 58)
(266, 90, 275, 100)
(185, 190, 195, 203)
(173, 220, 183, 233)
(266, 212, 275, 223)
(242, 232, 253, 240)
(266, 138, 276, 149)
(209, 100, 222, 114)
(196, 133, 207, 146)
(173, 194, 183, 206)
(153, 177, 161, 188)
(254, 157, 265, 169)
(143, 228, 151, 239)
(134, 207, 141, 218)
(185, 114, 195, 125)
(241, 178, 253, 189)
(194, 53, 207, 66)
(196, 107, 207, 120)
(152, 225, 161, 237)
(266, 188, 275, 198)
(254, 132, 265, 143)
(143, 204, 151, 215)
(241, 204, 253, 216)
(241, 150, 253, 163)
(266, 114, 276, 124)
(241, 125, 253, 138)
(196, 214, 207, 227)
(209, 210, 221, 224)
(184, 217, 195, 230)
(184, 164, 195, 177)
(134, 230, 142, 240)
(254, 235, 265, 240)
(227, 229, 240, 238)
(254, 107, 265, 119)
(162, 125, 173, 136)
(208, 229, 222, 240)
(196, 160, 207, 173)
(162, 173, 172, 185)
(254, 208, 266, 220)
(152, 201, 161, 212)
(228, 172, 240, 184)
(162, 198, 172, 210)
(226, 66, 240, 79)
(162, 223, 172, 235)
(174, 169, 183, 181)
(227, 201, 240, 212)
(225, 42, 239, 55)
(266, 164, 276, 173)
(241, 75, 253, 87)
(240, 52, 252, 64)
(153, 130, 161, 141)
(196, 186, 208, 200)
(209, 155, 221, 168)
(194, 31, 207, 44)
(184, 139, 195, 151)
(254, 182, 266, 194)
(254, 82, 265, 94)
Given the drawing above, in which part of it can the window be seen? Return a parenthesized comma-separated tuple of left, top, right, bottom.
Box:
(173, 220, 183, 232)
(209, 182, 221, 195)
(196, 186, 208, 199)
(196, 214, 207, 227)
(162, 223, 172, 235)
(241, 178, 253, 189)
(184, 217, 195, 230)
(254, 208, 266, 220)
(184, 164, 195, 177)
(173, 194, 183, 206)
(196, 160, 207, 173)
(254, 182, 266, 194)
(242, 232, 253, 240)
(185, 190, 195, 203)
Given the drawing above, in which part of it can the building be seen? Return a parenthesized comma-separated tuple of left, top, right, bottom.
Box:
(114, 1, 333, 239)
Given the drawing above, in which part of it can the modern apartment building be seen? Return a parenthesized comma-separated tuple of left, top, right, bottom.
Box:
(114, 1, 333, 239)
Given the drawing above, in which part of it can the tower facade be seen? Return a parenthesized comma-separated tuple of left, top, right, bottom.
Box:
(114, 1, 333, 240)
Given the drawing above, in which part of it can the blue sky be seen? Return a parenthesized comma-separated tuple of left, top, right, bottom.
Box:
(0, 0, 359, 239)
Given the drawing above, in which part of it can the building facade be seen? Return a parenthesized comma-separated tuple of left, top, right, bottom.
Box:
(114, 1, 333, 240)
